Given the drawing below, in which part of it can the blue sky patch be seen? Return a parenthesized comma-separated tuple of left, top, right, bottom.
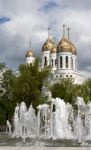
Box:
(0, 17, 11, 24)
(40, 1, 58, 11)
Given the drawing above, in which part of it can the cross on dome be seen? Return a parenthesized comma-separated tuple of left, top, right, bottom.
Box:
(48, 26, 51, 37)
(63, 24, 66, 37)
(67, 27, 71, 40)
(29, 41, 31, 49)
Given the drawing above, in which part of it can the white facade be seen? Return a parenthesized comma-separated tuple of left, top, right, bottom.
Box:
(41, 36, 83, 84)
(26, 49, 35, 65)
(50, 52, 57, 73)
(41, 51, 50, 67)
(42, 51, 57, 73)
(26, 56, 35, 65)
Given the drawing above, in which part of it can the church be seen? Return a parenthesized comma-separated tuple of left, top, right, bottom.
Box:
(25, 25, 83, 84)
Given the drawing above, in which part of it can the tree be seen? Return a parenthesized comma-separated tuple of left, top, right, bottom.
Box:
(51, 78, 77, 106)
(13, 59, 50, 108)
(82, 78, 91, 102)
(0, 69, 16, 123)
(0, 62, 6, 70)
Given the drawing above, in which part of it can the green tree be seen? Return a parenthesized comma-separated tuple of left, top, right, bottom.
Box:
(73, 79, 91, 103)
(51, 78, 77, 106)
(82, 78, 91, 102)
(0, 69, 16, 123)
(13, 59, 50, 108)
(0, 62, 6, 70)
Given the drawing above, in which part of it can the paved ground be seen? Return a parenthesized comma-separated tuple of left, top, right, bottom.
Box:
(0, 147, 91, 150)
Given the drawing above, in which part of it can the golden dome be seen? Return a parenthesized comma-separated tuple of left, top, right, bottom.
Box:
(57, 37, 77, 55)
(50, 45, 57, 53)
(42, 37, 54, 52)
(70, 42, 77, 55)
(57, 37, 72, 53)
(26, 49, 34, 57)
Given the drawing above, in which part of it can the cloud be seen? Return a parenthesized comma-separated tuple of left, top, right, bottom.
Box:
(0, 0, 90, 78)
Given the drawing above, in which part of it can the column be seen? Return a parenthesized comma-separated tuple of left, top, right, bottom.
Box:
(63, 55, 65, 69)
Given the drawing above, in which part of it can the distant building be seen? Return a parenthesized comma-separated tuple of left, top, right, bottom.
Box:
(25, 25, 83, 84)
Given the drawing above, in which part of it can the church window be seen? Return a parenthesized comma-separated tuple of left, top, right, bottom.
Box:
(60, 56, 62, 68)
(71, 57, 73, 69)
(66, 56, 68, 68)
(75, 59, 77, 70)
(44, 57, 47, 66)
(51, 59, 53, 67)
(55, 59, 57, 66)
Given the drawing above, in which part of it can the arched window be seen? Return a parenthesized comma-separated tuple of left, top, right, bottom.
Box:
(51, 59, 53, 67)
(75, 59, 77, 70)
(60, 56, 62, 68)
(55, 59, 57, 66)
(71, 57, 73, 70)
(66, 56, 68, 68)
(44, 57, 47, 66)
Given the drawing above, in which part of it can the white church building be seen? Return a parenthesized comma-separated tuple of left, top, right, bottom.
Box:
(25, 25, 83, 84)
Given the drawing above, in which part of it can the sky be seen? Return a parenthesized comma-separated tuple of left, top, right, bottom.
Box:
(0, 0, 91, 78)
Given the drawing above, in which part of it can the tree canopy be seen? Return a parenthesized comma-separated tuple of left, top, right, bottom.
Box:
(0, 65, 16, 124)
(51, 77, 91, 106)
(13, 60, 51, 108)
(51, 78, 77, 106)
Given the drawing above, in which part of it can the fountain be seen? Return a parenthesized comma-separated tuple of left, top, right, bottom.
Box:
(6, 120, 12, 135)
(11, 96, 91, 146)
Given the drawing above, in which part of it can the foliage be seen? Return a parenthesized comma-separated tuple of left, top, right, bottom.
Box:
(83, 78, 91, 102)
(0, 63, 16, 124)
(73, 79, 91, 103)
(51, 78, 77, 106)
(51, 77, 91, 106)
(13, 59, 50, 108)
(0, 62, 6, 70)
(0, 61, 50, 124)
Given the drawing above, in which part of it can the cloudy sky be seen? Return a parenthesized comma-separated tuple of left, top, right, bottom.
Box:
(0, 0, 91, 78)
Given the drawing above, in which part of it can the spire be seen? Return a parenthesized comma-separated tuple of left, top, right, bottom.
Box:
(28, 41, 33, 53)
(63, 24, 66, 37)
(53, 37, 56, 44)
(29, 41, 31, 49)
(67, 27, 71, 40)
(48, 26, 51, 38)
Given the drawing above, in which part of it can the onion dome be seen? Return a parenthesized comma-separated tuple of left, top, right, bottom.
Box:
(57, 37, 72, 53)
(42, 37, 54, 52)
(70, 41, 77, 55)
(57, 25, 77, 55)
(26, 49, 34, 57)
(50, 45, 57, 54)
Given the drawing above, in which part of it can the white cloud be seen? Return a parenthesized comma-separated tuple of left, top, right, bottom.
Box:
(0, 0, 91, 78)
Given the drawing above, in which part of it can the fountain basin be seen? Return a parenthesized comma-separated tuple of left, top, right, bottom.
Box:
(0, 133, 91, 147)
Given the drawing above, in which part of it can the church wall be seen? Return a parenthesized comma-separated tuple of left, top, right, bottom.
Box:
(41, 51, 50, 68)
(50, 53, 57, 72)
(26, 57, 35, 65)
